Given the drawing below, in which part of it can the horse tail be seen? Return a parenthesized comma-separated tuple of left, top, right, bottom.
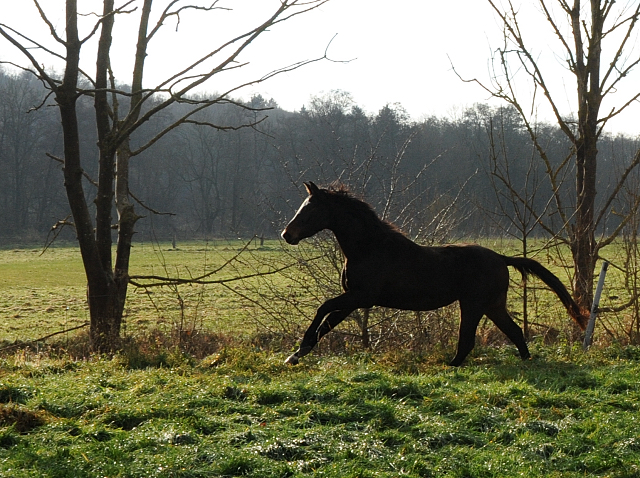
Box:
(502, 256, 589, 330)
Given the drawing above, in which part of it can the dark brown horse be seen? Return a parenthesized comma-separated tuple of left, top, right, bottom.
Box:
(281, 182, 588, 366)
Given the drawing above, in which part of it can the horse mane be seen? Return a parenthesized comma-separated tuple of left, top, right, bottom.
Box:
(322, 184, 404, 239)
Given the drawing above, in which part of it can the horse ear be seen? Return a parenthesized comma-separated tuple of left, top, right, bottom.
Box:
(304, 181, 320, 196)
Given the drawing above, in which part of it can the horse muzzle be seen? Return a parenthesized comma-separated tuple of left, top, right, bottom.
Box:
(281, 229, 300, 245)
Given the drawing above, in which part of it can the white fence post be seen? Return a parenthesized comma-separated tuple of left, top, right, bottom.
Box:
(583, 261, 609, 350)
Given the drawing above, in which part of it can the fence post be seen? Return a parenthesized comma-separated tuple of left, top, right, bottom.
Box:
(583, 261, 609, 350)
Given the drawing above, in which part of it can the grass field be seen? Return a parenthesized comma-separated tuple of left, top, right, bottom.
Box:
(0, 240, 310, 345)
(0, 238, 634, 350)
(1, 347, 640, 477)
(1, 240, 640, 476)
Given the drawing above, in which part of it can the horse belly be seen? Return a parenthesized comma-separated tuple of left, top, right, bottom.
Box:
(344, 246, 462, 312)
(374, 269, 459, 312)
(377, 288, 457, 311)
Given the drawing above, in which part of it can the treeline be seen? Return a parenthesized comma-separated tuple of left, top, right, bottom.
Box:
(1, 68, 638, 244)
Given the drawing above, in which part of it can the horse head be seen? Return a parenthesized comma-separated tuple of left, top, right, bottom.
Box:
(281, 182, 333, 245)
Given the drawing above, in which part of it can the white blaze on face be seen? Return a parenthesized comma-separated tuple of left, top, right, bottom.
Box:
(294, 197, 311, 218)
(282, 196, 312, 244)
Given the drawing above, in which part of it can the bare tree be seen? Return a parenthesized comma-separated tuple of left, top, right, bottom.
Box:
(0, 0, 331, 352)
(456, 0, 640, 310)
(482, 109, 543, 338)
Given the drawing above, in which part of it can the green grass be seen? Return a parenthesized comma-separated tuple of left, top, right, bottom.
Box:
(1, 240, 640, 476)
(0, 240, 305, 344)
(0, 246, 87, 343)
(0, 347, 640, 477)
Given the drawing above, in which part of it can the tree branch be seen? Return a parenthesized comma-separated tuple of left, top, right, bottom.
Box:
(46, 153, 98, 187)
(130, 263, 297, 288)
(129, 237, 318, 288)
(128, 189, 176, 216)
(33, 0, 66, 45)
(0, 24, 60, 91)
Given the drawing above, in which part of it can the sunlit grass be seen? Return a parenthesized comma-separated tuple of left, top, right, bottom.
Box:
(0, 347, 639, 477)
(0, 240, 299, 344)
(0, 238, 638, 477)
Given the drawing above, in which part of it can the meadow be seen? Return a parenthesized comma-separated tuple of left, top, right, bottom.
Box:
(0, 238, 633, 351)
(0, 240, 300, 346)
(1, 240, 639, 477)
(1, 347, 640, 477)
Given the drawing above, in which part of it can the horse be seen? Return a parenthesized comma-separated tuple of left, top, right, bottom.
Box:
(281, 181, 589, 366)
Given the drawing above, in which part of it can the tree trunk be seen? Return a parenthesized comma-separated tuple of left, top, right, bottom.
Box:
(569, 0, 602, 309)
(571, 139, 598, 308)
(571, 128, 598, 308)
(59, 0, 126, 353)
(88, 280, 126, 352)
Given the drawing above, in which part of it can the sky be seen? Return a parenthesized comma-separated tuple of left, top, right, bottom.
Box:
(2, 0, 640, 135)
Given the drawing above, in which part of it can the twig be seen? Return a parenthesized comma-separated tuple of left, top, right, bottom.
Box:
(41, 215, 75, 255)
(46, 153, 98, 187)
(128, 189, 176, 216)
(129, 262, 298, 288)
(0, 322, 89, 353)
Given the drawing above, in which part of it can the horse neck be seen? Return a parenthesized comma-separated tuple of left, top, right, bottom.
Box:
(329, 208, 387, 258)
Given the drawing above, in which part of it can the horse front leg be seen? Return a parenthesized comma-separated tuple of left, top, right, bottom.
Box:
(284, 309, 354, 365)
(285, 292, 365, 365)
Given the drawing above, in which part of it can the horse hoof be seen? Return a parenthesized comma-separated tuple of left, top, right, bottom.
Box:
(284, 354, 299, 366)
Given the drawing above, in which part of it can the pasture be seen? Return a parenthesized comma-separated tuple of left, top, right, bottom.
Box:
(0, 240, 302, 345)
(1, 348, 640, 477)
(1, 240, 639, 476)
(0, 239, 631, 351)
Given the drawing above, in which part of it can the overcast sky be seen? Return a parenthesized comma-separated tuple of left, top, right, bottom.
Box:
(2, 0, 639, 135)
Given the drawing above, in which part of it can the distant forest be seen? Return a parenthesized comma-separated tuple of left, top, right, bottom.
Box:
(1, 68, 638, 245)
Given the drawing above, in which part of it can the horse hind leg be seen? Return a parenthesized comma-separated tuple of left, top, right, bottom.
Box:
(450, 302, 483, 366)
(486, 304, 530, 361)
